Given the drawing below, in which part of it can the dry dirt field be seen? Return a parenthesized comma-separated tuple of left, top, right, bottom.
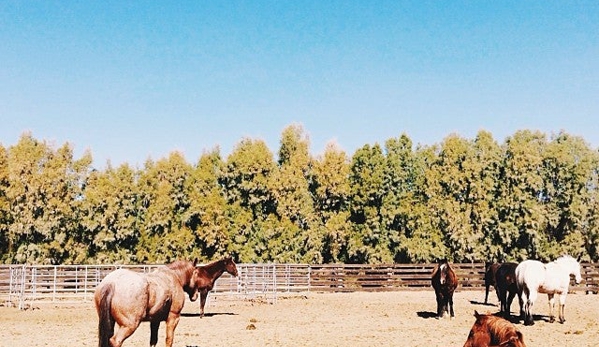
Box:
(1, 290, 598, 347)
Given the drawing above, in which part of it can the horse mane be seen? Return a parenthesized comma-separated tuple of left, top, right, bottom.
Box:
(474, 311, 525, 346)
(165, 260, 196, 284)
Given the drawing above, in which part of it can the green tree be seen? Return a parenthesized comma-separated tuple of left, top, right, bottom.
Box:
(348, 144, 391, 263)
(184, 148, 233, 260)
(270, 125, 320, 262)
(136, 152, 193, 263)
(540, 132, 598, 258)
(395, 145, 447, 262)
(311, 142, 351, 263)
(497, 130, 547, 260)
(220, 138, 276, 262)
(6, 134, 91, 264)
(81, 163, 140, 263)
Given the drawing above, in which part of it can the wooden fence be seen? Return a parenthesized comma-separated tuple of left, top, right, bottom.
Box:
(1, 262, 598, 309)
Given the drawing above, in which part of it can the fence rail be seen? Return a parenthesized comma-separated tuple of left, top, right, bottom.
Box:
(1, 262, 598, 309)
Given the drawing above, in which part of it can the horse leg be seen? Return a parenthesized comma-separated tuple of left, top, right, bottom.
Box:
(110, 322, 140, 347)
(448, 293, 455, 318)
(485, 284, 490, 304)
(199, 289, 208, 318)
(558, 293, 567, 324)
(517, 290, 525, 322)
(164, 313, 181, 347)
(150, 321, 160, 347)
(506, 290, 516, 317)
(524, 290, 537, 326)
(547, 293, 555, 323)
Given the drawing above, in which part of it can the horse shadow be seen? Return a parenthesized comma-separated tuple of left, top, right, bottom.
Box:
(469, 300, 497, 307)
(181, 312, 238, 318)
(416, 311, 438, 319)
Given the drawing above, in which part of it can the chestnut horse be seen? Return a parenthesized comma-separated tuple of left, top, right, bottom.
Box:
(484, 262, 501, 304)
(94, 259, 200, 347)
(515, 255, 582, 325)
(197, 256, 239, 317)
(495, 262, 518, 317)
(431, 258, 458, 319)
(463, 311, 527, 347)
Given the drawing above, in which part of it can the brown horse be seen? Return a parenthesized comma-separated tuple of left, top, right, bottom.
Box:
(484, 262, 501, 304)
(94, 259, 200, 347)
(463, 311, 527, 347)
(495, 262, 518, 317)
(431, 258, 458, 319)
(197, 256, 239, 317)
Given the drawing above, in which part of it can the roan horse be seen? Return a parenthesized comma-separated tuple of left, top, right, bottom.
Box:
(494, 262, 518, 318)
(484, 262, 501, 305)
(515, 255, 582, 325)
(196, 256, 239, 317)
(463, 311, 527, 347)
(95, 259, 200, 347)
(431, 258, 458, 319)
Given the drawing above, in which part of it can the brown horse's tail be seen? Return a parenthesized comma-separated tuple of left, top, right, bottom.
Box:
(97, 283, 115, 347)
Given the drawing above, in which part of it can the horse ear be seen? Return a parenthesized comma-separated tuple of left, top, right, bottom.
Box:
(193, 258, 198, 267)
(576, 252, 583, 262)
(474, 310, 480, 318)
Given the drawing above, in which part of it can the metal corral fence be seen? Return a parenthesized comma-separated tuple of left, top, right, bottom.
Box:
(1, 262, 597, 309)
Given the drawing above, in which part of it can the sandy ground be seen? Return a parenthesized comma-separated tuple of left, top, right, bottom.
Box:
(1, 289, 598, 347)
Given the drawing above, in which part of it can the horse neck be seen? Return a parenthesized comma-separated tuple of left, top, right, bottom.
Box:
(203, 260, 226, 282)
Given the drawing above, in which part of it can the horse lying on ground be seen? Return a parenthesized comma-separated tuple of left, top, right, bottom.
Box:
(95, 259, 200, 347)
(196, 256, 239, 317)
(495, 262, 518, 318)
(484, 262, 501, 305)
(431, 258, 458, 319)
(515, 254, 582, 325)
(463, 311, 527, 347)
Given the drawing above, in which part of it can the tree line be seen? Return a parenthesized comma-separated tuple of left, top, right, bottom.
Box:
(1, 126, 598, 265)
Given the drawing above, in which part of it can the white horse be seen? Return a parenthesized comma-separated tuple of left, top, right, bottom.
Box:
(515, 255, 582, 325)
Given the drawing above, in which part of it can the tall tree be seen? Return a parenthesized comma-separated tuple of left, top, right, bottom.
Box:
(311, 142, 351, 263)
(348, 144, 391, 263)
(540, 132, 598, 258)
(270, 125, 320, 262)
(184, 148, 233, 260)
(497, 130, 547, 260)
(5, 134, 91, 264)
(81, 163, 140, 263)
(136, 152, 193, 263)
(220, 138, 276, 262)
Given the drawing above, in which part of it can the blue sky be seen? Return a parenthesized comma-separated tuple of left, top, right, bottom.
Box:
(1, 1, 598, 168)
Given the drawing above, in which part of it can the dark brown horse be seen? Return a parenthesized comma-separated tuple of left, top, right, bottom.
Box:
(94, 259, 200, 347)
(197, 256, 239, 317)
(484, 262, 501, 304)
(431, 258, 458, 319)
(463, 311, 527, 347)
(495, 262, 518, 317)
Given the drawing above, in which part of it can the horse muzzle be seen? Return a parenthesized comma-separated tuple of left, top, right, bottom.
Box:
(189, 291, 199, 302)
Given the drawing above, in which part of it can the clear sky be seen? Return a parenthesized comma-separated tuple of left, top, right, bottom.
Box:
(1, 1, 598, 168)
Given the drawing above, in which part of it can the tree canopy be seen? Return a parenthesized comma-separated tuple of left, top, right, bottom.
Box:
(1, 128, 598, 264)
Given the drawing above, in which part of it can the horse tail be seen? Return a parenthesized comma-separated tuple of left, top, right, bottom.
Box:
(97, 283, 115, 347)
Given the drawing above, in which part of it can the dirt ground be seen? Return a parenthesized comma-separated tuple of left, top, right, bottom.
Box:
(1, 289, 598, 347)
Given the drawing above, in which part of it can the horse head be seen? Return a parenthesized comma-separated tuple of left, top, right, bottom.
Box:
(224, 256, 239, 277)
(557, 255, 582, 284)
(184, 258, 201, 302)
(438, 258, 451, 284)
